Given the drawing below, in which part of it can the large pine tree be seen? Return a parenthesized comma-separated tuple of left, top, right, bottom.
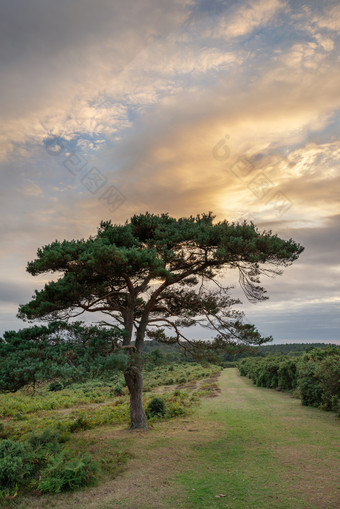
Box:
(18, 212, 303, 428)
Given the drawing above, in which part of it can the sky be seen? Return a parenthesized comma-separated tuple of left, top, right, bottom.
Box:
(0, 0, 339, 343)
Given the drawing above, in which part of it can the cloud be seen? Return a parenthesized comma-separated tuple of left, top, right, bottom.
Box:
(312, 3, 340, 31)
(1, 0, 338, 168)
(82, 45, 340, 228)
(206, 0, 287, 40)
(1, 0, 339, 340)
(230, 213, 340, 340)
(243, 302, 340, 341)
(0, 0, 192, 161)
(20, 181, 43, 197)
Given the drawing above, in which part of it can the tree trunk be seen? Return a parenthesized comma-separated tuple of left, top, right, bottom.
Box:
(124, 364, 148, 429)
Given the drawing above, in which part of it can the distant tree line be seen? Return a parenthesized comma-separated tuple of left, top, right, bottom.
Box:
(258, 343, 339, 356)
(143, 340, 340, 363)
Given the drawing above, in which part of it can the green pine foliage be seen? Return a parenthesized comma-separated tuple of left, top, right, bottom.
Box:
(18, 213, 304, 357)
(0, 322, 127, 392)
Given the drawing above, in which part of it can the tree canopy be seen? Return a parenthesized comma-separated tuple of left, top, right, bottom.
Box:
(18, 212, 303, 351)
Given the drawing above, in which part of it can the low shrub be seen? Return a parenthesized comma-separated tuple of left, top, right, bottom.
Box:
(29, 428, 64, 454)
(113, 382, 124, 396)
(48, 381, 64, 392)
(0, 422, 7, 439)
(0, 439, 33, 488)
(69, 415, 92, 433)
(147, 397, 166, 418)
(317, 356, 340, 413)
(166, 400, 186, 417)
(297, 360, 323, 407)
(0, 486, 19, 505)
(221, 361, 237, 368)
(13, 412, 26, 421)
(38, 451, 98, 493)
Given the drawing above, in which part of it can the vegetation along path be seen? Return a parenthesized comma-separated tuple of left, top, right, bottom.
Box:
(17, 368, 340, 509)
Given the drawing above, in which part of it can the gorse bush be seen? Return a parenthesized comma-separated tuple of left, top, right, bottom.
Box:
(277, 358, 298, 390)
(238, 347, 340, 414)
(298, 359, 323, 407)
(238, 357, 284, 388)
(298, 348, 340, 413)
(317, 356, 340, 413)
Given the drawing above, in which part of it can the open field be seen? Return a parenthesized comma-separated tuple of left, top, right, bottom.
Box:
(0, 363, 220, 440)
(10, 368, 339, 509)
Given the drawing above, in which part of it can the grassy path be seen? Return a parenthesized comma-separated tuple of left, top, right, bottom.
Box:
(171, 369, 340, 509)
(17, 369, 339, 509)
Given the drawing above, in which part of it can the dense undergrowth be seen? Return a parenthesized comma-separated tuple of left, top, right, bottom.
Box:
(0, 429, 98, 501)
(0, 362, 220, 502)
(238, 347, 340, 415)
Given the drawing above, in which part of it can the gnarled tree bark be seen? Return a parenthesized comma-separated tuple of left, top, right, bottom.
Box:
(124, 364, 147, 429)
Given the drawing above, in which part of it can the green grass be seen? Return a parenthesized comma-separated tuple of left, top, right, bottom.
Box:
(4, 368, 339, 508)
(171, 369, 340, 509)
(0, 363, 220, 440)
(0, 363, 219, 416)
